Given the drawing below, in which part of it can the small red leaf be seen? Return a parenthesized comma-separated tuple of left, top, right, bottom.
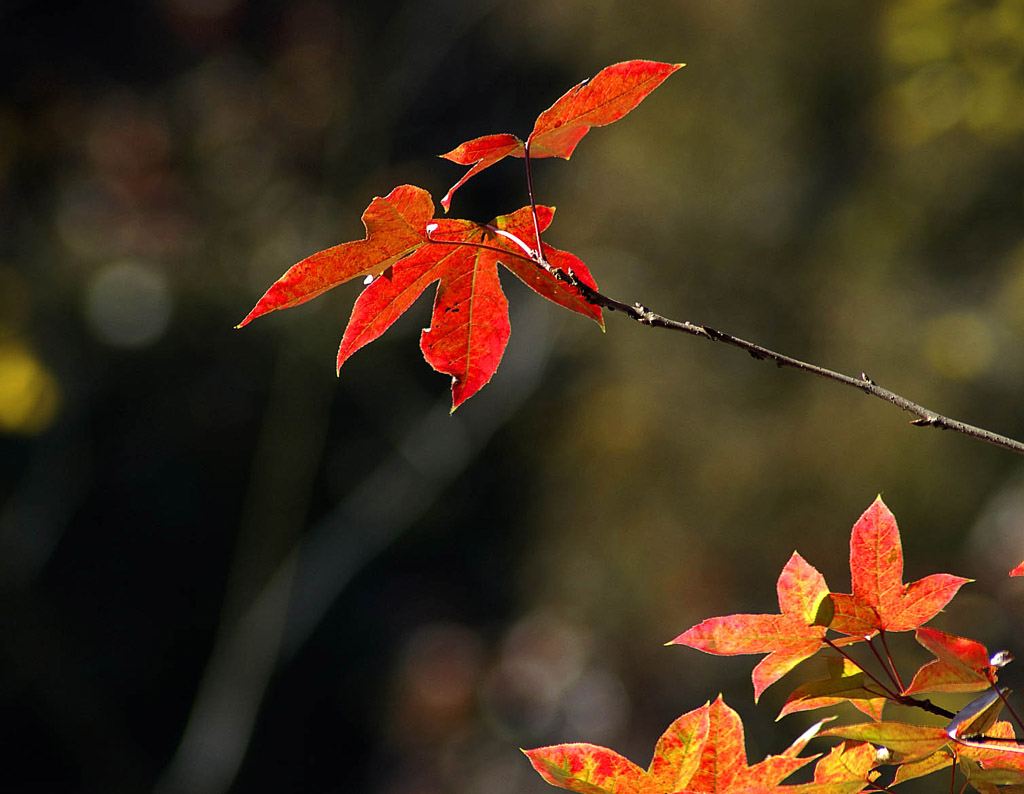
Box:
(527, 61, 685, 159)
(439, 133, 524, 212)
(440, 60, 683, 210)
(1010, 560, 1024, 577)
(902, 628, 994, 695)
(420, 247, 510, 410)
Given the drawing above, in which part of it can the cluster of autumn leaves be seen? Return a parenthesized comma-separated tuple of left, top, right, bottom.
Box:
(239, 60, 684, 409)
(524, 497, 1024, 794)
(238, 61, 1024, 792)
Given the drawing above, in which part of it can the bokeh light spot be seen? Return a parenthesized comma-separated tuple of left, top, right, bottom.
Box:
(924, 310, 996, 380)
(0, 342, 60, 434)
(85, 261, 173, 348)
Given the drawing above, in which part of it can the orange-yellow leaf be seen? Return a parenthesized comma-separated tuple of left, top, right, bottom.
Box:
(525, 697, 815, 794)
(778, 657, 886, 722)
(524, 743, 645, 794)
(524, 701, 710, 794)
(685, 695, 813, 792)
(892, 749, 952, 785)
(820, 721, 949, 764)
(828, 497, 970, 636)
(954, 720, 1024, 781)
(670, 552, 830, 701)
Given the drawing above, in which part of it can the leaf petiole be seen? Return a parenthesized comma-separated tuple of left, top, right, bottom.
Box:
(523, 141, 547, 265)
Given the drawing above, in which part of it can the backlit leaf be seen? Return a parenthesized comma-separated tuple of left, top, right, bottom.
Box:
(524, 701, 710, 794)
(828, 497, 971, 636)
(821, 721, 949, 764)
(670, 552, 830, 701)
(440, 60, 683, 210)
(241, 188, 602, 409)
(902, 628, 994, 696)
(778, 657, 886, 722)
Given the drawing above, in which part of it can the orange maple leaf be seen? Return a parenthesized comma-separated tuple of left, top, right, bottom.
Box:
(670, 552, 831, 701)
(828, 496, 970, 637)
(524, 700, 710, 794)
(525, 697, 815, 794)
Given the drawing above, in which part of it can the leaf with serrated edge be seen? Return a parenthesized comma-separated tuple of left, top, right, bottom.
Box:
(828, 497, 971, 636)
(439, 133, 523, 212)
(238, 185, 433, 327)
(439, 60, 683, 211)
(686, 696, 813, 792)
(778, 657, 886, 722)
(527, 60, 685, 159)
(893, 749, 953, 785)
(821, 722, 949, 764)
(523, 743, 644, 794)
(955, 720, 1024, 781)
(523, 702, 709, 794)
(243, 189, 603, 409)
(670, 552, 830, 701)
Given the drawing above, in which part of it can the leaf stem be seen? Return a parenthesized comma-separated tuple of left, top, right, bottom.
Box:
(523, 141, 546, 263)
(991, 682, 1024, 736)
(865, 635, 900, 692)
(878, 632, 905, 694)
(821, 636, 956, 719)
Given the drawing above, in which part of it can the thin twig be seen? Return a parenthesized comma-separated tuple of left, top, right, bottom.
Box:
(821, 637, 956, 719)
(426, 222, 1024, 455)
(551, 271, 1024, 456)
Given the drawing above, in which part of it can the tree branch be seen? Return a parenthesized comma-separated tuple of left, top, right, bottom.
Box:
(550, 269, 1024, 456)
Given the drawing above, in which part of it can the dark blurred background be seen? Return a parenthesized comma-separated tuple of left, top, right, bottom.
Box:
(2, 1, 1024, 792)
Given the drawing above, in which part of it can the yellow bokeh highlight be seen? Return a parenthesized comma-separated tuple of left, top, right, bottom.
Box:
(0, 342, 60, 434)
(923, 310, 996, 380)
(880, 0, 1024, 146)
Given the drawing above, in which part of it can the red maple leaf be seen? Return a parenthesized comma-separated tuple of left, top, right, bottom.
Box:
(670, 552, 832, 701)
(902, 628, 997, 696)
(238, 184, 602, 409)
(524, 696, 814, 794)
(440, 60, 684, 211)
(828, 497, 970, 637)
(1010, 560, 1024, 577)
